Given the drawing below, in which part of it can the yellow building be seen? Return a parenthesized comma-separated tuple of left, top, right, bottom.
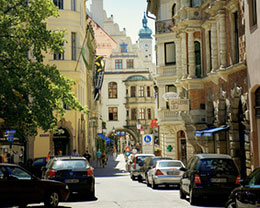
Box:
(31, 0, 96, 158)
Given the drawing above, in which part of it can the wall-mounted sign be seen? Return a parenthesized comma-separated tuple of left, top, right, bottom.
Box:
(162, 92, 178, 101)
(169, 99, 189, 111)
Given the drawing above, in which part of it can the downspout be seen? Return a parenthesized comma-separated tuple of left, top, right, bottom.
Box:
(146, 0, 156, 20)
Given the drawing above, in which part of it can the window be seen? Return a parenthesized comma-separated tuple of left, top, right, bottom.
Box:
(131, 108, 137, 120)
(115, 59, 122, 69)
(71, 0, 76, 11)
(139, 86, 144, 97)
(71, 32, 76, 61)
(255, 87, 260, 117)
(165, 42, 176, 65)
(147, 86, 151, 97)
(131, 86, 136, 97)
(249, 0, 257, 27)
(53, 0, 64, 9)
(166, 85, 177, 109)
(233, 12, 239, 64)
(108, 107, 118, 121)
(54, 31, 64, 60)
(147, 108, 152, 119)
(190, 0, 201, 7)
(195, 41, 201, 78)
(208, 30, 212, 71)
(108, 82, 117, 98)
(126, 59, 134, 68)
(139, 109, 145, 120)
(172, 4, 176, 17)
(120, 43, 128, 53)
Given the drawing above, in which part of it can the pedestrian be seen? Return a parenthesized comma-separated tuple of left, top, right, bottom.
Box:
(46, 152, 51, 163)
(83, 150, 91, 162)
(101, 152, 107, 168)
(112, 146, 117, 160)
(96, 149, 102, 167)
(72, 149, 79, 156)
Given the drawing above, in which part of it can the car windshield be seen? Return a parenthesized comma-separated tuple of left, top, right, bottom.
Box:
(198, 159, 238, 175)
(158, 161, 183, 167)
(52, 160, 88, 170)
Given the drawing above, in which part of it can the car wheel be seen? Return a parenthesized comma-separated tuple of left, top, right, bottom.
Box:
(44, 191, 59, 208)
(88, 183, 95, 199)
(151, 178, 157, 189)
(138, 175, 143, 182)
(225, 199, 236, 208)
(179, 187, 186, 199)
(189, 188, 197, 205)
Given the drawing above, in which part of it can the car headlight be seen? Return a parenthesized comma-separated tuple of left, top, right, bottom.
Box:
(65, 185, 69, 190)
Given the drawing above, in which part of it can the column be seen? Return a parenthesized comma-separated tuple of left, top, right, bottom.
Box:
(176, 37, 182, 82)
(211, 22, 218, 73)
(181, 33, 187, 79)
(219, 14, 227, 69)
(188, 31, 196, 79)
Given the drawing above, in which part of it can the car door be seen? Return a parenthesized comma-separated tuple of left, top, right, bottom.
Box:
(236, 168, 260, 208)
(6, 166, 41, 203)
(0, 166, 13, 203)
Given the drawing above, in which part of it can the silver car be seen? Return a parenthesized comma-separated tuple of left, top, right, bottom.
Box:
(147, 160, 185, 189)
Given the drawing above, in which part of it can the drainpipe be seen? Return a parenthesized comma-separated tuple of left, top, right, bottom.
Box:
(146, 0, 156, 20)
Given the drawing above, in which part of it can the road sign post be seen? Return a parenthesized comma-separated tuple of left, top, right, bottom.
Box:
(142, 134, 154, 154)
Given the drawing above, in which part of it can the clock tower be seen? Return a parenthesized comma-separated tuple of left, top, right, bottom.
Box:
(138, 13, 153, 63)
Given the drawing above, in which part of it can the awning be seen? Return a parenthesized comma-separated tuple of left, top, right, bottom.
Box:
(195, 126, 229, 137)
(97, 133, 111, 143)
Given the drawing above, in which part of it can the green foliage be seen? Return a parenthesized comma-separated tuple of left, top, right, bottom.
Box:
(0, 0, 87, 138)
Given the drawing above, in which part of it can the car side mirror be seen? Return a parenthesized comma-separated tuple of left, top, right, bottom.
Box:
(180, 167, 187, 172)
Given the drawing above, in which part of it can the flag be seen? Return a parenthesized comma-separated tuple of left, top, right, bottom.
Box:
(81, 48, 90, 69)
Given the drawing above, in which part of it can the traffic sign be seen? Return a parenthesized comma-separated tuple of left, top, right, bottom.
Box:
(144, 135, 152, 143)
(124, 146, 131, 152)
(5, 130, 16, 135)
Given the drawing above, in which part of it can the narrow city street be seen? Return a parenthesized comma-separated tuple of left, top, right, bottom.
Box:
(26, 154, 226, 208)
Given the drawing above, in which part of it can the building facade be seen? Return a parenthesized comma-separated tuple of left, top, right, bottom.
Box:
(31, 0, 96, 158)
(245, 0, 260, 169)
(147, 0, 250, 177)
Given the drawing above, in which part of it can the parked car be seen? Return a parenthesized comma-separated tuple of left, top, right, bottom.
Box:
(125, 154, 134, 172)
(225, 166, 260, 208)
(179, 154, 240, 205)
(129, 153, 155, 181)
(147, 159, 185, 189)
(43, 156, 95, 199)
(0, 163, 70, 207)
(139, 156, 172, 182)
(31, 156, 53, 178)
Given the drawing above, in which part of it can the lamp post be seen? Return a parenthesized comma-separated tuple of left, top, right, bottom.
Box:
(136, 119, 141, 152)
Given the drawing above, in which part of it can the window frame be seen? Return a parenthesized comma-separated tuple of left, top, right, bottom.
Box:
(139, 108, 145, 120)
(131, 108, 137, 120)
(53, 0, 64, 10)
(164, 42, 176, 65)
(115, 59, 123, 69)
(108, 107, 118, 121)
(130, 86, 136, 97)
(108, 82, 118, 99)
(139, 86, 144, 97)
(71, 0, 76, 11)
(249, 0, 257, 28)
(126, 59, 134, 69)
(71, 32, 77, 61)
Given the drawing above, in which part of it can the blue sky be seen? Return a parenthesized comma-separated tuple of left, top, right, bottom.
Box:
(86, 0, 155, 44)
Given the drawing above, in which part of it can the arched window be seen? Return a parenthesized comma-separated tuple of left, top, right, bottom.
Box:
(190, 0, 201, 7)
(108, 82, 117, 98)
(195, 41, 202, 78)
(172, 4, 176, 25)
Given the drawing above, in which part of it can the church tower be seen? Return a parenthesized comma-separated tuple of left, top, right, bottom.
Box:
(138, 13, 153, 63)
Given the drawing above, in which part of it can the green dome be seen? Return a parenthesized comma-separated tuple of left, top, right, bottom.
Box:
(126, 75, 149, 81)
(138, 13, 152, 39)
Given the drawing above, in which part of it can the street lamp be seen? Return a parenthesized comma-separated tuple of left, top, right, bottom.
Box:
(136, 119, 141, 152)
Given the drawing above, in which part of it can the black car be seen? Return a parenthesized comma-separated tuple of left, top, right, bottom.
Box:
(225, 166, 260, 208)
(43, 156, 95, 199)
(179, 154, 240, 205)
(30, 156, 53, 178)
(139, 156, 172, 183)
(0, 163, 70, 207)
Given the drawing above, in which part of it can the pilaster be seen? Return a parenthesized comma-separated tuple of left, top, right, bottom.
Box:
(218, 14, 227, 69)
(187, 31, 196, 79)
(211, 22, 218, 73)
(181, 32, 188, 79)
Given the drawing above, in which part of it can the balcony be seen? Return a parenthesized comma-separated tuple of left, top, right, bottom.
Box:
(125, 96, 155, 104)
(155, 65, 177, 77)
(125, 119, 151, 128)
(158, 109, 182, 122)
(155, 19, 174, 34)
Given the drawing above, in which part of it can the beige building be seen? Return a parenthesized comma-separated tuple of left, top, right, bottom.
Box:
(147, 0, 250, 177)
(245, 0, 260, 169)
(31, 0, 96, 158)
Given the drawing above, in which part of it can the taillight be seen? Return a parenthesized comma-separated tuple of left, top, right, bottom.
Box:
(133, 163, 136, 169)
(235, 175, 240, 184)
(194, 174, 201, 184)
(48, 170, 56, 178)
(155, 169, 163, 175)
(87, 168, 93, 176)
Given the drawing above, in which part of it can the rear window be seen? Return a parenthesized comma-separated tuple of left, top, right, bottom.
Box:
(158, 161, 183, 168)
(51, 160, 88, 170)
(198, 159, 238, 175)
(136, 156, 152, 163)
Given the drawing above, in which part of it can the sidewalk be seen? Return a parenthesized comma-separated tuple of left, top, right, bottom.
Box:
(90, 153, 128, 177)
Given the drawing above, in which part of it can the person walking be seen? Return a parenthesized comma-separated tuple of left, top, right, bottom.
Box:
(83, 150, 91, 162)
(101, 151, 107, 168)
(72, 149, 79, 156)
(96, 149, 102, 167)
(112, 146, 117, 160)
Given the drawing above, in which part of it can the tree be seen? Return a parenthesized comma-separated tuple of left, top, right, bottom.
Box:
(0, 0, 87, 139)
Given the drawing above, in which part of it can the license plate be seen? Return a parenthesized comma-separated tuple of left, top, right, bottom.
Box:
(66, 179, 79, 183)
(167, 171, 178, 175)
(211, 178, 227, 183)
